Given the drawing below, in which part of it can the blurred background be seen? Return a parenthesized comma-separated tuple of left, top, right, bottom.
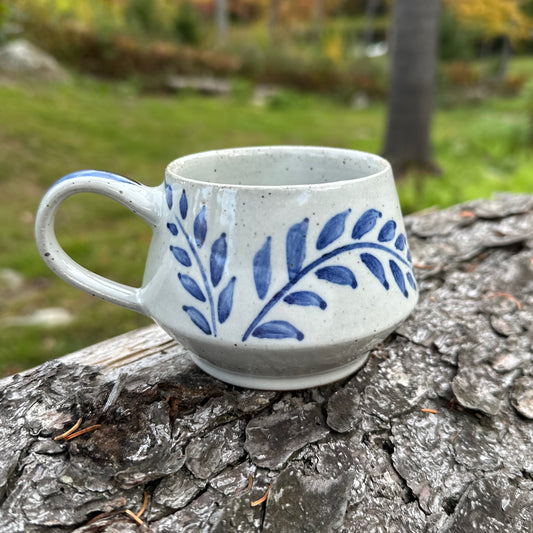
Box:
(1, 0, 532, 375)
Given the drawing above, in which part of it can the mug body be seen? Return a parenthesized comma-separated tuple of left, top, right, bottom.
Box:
(139, 146, 417, 389)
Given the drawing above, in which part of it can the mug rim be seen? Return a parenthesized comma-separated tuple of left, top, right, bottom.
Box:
(165, 145, 392, 190)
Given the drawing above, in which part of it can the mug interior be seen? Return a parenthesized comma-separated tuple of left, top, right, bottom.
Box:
(166, 146, 389, 187)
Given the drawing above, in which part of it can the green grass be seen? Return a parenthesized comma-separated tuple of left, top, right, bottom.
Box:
(0, 75, 532, 375)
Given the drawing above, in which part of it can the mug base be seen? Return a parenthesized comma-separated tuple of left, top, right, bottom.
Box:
(189, 351, 370, 391)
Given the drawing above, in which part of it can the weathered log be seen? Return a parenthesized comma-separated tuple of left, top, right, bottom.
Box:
(1, 193, 532, 532)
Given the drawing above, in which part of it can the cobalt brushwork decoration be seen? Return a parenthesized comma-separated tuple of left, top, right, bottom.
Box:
(243, 208, 415, 342)
(167, 185, 236, 337)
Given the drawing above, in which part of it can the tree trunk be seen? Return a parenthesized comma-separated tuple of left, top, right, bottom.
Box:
(313, 0, 324, 42)
(362, 0, 381, 47)
(215, 0, 228, 45)
(268, 0, 279, 44)
(382, 0, 441, 176)
(496, 35, 512, 85)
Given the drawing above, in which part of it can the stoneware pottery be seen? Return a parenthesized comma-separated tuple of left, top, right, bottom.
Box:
(35, 146, 418, 390)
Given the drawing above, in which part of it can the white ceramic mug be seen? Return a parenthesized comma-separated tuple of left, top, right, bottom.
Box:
(35, 146, 417, 389)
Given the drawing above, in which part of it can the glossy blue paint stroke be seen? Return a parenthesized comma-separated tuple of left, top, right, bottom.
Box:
(210, 233, 227, 288)
(179, 189, 188, 220)
(316, 209, 351, 250)
(351, 209, 382, 240)
(170, 245, 192, 267)
(178, 273, 206, 302)
(315, 265, 357, 288)
(173, 215, 217, 337)
(283, 291, 327, 309)
(378, 220, 396, 242)
(51, 170, 139, 189)
(360, 253, 389, 290)
(165, 182, 173, 209)
(252, 320, 304, 341)
(286, 218, 309, 281)
(242, 241, 410, 342)
(167, 222, 178, 236)
(218, 276, 236, 324)
(183, 306, 211, 335)
(395, 234, 406, 251)
(193, 206, 207, 248)
(253, 236, 272, 300)
(389, 260, 408, 297)
(406, 271, 417, 290)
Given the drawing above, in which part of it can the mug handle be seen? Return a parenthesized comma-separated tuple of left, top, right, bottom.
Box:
(35, 170, 161, 314)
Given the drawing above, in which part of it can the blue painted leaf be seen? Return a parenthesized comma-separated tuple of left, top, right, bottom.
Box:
(378, 220, 397, 242)
(389, 260, 408, 297)
(169, 245, 192, 267)
(182, 306, 211, 335)
(407, 249, 412, 264)
(395, 234, 406, 251)
(360, 253, 389, 289)
(283, 291, 327, 309)
(179, 189, 188, 220)
(165, 182, 173, 209)
(210, 233, 227, 287)
(178, 273, 206, 302)
(218, 276, 236, 324)
(316, 209, 351, 250)
(351, 209, 382, 239)
(406, 271, 417, 291)
(286, 218, 309, 281)
(315, 266, 357, 288)
(167, 222, 178, 236)
(252, 320, 304, 341)
(253, 236, 271, 300)
(193, 205, 207, 248)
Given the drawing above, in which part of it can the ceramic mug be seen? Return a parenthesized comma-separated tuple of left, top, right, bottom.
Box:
(35, 146, 417, 390)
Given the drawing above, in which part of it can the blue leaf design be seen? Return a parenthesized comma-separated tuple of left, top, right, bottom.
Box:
(407, 249, 412, 264)
(352, 209, 382, 240)
(283, 291, 327, 309)
(178, 273, 206, 302)
(165, 182, 173, 209)
(167, 222, 178, 236)
(406, 271, 417, 291)
(194, 205, 207, 248)
(315, 266, 357, 288)
(395, 234, 406, 251)
(218, 276, 236, 324)
(389, 260, 408, 297)
(183, 306, 211, 335)
(170, 245, 192, 267)
(252, 320, 304, 341)
(378, 220, 397, 242)
(316, 209, 351, 250)
(253, 236, 272, 300)
(179, 189, 188, 220)
(286, 218, 309, 281)
(360, 253, 389, 289)
(210, 233, 227, 288)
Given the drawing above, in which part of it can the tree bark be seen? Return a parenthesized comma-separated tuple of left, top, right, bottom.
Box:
(268, 0, 280, 44)
(1, 195, 533, 531)
(382, 0, 441, 176)
(215, 0, 228, 45)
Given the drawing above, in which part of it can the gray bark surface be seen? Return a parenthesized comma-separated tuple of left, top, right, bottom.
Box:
(1, 194, 532, 532)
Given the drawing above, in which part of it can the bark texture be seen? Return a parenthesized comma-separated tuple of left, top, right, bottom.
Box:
(383, 0, 441, 175)
(1, 194, 532, 532)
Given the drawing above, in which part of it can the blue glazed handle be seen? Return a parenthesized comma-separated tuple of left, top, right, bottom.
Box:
(35, 170, 160, 314)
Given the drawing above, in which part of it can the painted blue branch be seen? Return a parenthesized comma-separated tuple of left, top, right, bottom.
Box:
(174, 216, 217, 337)
(242, 242, 410, 341)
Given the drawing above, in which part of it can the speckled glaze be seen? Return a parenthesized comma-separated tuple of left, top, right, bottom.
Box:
(35, 146, 418, 389)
